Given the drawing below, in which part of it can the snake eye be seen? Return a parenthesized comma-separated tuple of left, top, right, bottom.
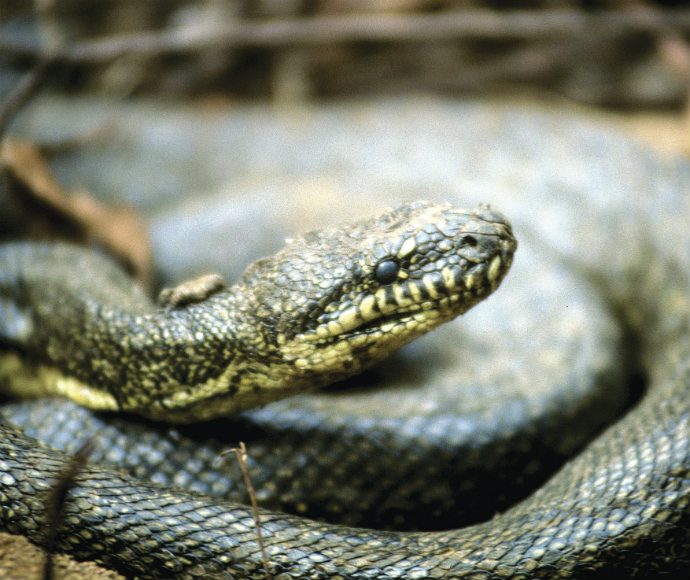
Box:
(375, 259, 400, 285)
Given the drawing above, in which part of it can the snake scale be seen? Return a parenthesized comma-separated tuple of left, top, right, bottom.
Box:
(0, 98, 688, 579)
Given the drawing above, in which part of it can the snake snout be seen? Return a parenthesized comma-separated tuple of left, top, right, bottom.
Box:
(452, 207, 516, 267)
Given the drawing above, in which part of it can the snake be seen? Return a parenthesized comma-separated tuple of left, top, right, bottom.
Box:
(0, 98, 688, 579)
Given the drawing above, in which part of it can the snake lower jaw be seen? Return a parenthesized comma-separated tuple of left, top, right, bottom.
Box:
(281, 292, 498, 384)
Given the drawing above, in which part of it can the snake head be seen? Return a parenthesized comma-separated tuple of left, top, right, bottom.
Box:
(243, 201, 516, 387)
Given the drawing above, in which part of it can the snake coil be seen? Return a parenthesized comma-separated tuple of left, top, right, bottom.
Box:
(0, 99, 688, 579)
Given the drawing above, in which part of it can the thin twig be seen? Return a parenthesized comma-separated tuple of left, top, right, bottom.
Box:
(220, 442, 270, 578)
(0, 9, 688, 65)
(36, 118, 116, 157)
(0, 58, 53, 140)
(43, 439, 95, 580)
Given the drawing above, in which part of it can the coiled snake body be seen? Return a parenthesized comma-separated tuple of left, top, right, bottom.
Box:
(0, 99, 688, 579)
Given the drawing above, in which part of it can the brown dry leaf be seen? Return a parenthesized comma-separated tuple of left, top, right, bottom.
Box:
(1, 137, 153, 290)
(0, 532, 125, 580)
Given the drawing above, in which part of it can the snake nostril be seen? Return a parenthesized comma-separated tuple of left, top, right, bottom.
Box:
(461, 235, 478, 247)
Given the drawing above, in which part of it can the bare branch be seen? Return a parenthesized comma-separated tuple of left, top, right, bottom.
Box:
(0, 59, 53, 139)
(220, 442, 271, 578)
(1, 9, 688, 65)
(43, 439, 95, 580)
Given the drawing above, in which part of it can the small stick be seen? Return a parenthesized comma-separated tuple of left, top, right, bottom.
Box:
(0, 58, 53, 140)
(220, 442, 270, 578)
(0, 9, 687, 64)
(43, 438, 95, 580)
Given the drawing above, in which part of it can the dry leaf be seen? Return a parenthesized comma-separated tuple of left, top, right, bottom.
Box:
(1, 137, 153, 290)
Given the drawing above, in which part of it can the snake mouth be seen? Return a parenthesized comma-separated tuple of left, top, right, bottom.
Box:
(279, 252, 508, 373)
(307, 254, 509, 348)
(340, 294, 464, 341)
(283, 284, 487, 377)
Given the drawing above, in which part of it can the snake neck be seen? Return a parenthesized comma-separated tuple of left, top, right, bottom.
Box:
(1, 271, 282, 421)
(113, 287, 288, 421)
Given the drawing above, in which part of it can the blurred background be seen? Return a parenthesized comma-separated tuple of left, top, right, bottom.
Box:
(1, 1, 688, 117)
(1, 1, 687, 271)
(0, 4, 688, 578)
